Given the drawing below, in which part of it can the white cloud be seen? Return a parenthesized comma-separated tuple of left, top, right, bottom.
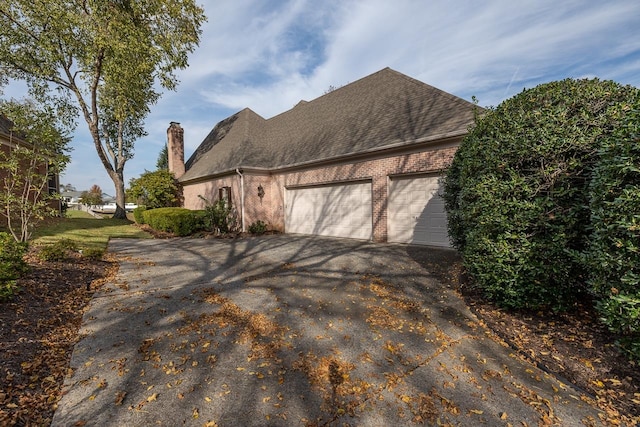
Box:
(44, 0, 640, 192)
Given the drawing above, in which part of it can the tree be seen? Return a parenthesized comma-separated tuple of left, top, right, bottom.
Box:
(81, 184, 103, 207)
(0, 99, 72, 242)
(128, 169, 180, 209)
(0, 1, 206, 219)
(443, 78, 640, 311)
(156, 144, 168, 170)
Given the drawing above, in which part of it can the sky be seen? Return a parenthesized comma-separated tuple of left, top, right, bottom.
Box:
(10, 0, 640, 194)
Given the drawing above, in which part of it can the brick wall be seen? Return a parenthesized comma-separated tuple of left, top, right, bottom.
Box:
(181, 140, 459, 241)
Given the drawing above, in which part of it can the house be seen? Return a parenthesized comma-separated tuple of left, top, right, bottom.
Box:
(0, 115, 61, 228)
(61, 190, 83, 209)
(168, 68, 479, 247)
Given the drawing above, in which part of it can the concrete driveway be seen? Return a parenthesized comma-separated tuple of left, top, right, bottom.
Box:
(52, 235, 604, 426)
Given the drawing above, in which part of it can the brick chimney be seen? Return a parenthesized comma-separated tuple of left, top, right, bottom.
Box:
(167, 122, 185, 179)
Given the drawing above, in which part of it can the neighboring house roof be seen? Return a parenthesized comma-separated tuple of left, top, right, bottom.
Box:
(181, 67, 479, 182)
(60, 191, 83, 200)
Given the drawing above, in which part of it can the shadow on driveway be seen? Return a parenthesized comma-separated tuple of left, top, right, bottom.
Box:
(52, 235, 604, 426)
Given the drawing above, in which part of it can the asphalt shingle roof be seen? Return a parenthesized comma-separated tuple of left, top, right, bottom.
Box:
(181, 68, 478, 182)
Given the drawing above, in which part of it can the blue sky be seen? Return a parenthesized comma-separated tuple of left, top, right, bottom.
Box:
(20, 0, 640, 193)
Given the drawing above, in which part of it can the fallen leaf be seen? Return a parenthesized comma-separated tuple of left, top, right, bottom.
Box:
(147, 393, 158, 402)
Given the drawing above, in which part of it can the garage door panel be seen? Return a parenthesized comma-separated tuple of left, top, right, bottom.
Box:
(286, 182, 372, 240)
(388, 176, 451, 247)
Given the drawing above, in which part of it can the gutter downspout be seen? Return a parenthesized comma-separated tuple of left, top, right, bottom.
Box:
(236, 168, 245, 232)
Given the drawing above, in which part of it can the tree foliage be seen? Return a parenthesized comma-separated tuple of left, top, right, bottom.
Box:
(81, 184, 103, 207)
(128, 169, 180, 209)
(444, 78, 640, 311)
(0, 0, 206, 219)
(156, 144, 168, 170)
(0, 99, 72, 242)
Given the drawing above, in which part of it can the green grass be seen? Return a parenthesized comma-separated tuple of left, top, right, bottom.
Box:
(31, 210, 152, 251)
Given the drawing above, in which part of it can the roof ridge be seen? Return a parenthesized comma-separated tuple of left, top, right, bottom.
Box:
(181, 68, 479, 182)
(388, 68, 480, 109)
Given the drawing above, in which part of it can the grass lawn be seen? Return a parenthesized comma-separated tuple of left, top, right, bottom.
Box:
(31, 210, 152, 251)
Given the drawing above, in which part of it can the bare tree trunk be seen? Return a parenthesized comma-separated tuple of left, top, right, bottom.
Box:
(109, 169, 127, 220)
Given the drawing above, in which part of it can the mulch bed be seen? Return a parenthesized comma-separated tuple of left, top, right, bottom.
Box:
(0, 242, 638, 425)
(0, 251, 116, 426)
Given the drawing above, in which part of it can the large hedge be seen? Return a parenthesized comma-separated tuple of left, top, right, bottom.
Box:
(444, 78, 640, 311)
(588, 100, 640, 359)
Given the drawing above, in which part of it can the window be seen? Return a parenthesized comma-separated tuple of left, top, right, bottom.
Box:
(47, 167, 58, 196)
(219, 186, 232, 206)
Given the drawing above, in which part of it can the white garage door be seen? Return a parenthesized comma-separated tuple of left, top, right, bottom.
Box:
(388, 175, 450, 247)
(285, 182, 372, 240)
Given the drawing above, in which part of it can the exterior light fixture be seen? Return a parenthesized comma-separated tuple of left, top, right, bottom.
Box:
(257, 184, 265, 200)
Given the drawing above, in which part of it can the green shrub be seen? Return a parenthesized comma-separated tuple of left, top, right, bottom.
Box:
(133, 205, 147, 224)
(588, 101, 640, 360)
(142, 207, 205, 236)
(248, 220, 268, 234)
(444, 78, 640, 310)
(39, 238, 78, 262)
(82, 247, 105, 260)
(0, 232, 28, 301)
(199, 196, 238, 234)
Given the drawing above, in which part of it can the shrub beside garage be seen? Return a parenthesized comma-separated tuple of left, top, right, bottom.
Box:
(444, 78, 640, 359)
(141, 207, 206, 236)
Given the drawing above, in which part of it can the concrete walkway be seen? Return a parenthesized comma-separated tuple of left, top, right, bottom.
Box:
(53, 235, 605, 426)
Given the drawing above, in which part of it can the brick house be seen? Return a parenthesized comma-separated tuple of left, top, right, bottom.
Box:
(168, 68, 479, 247)
(0, 115, 61, 229)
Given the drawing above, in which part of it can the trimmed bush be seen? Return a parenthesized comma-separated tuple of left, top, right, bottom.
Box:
(588, 101, 640, 360)
(82, 247, 105, 261)
(38, 238, 78, 262)
(133, 205, 147, 224)
(248, 220, 268, 234)
(444, 78, 640, 310)
(142, 207, 205, 236)
(0, 232, 28, 301)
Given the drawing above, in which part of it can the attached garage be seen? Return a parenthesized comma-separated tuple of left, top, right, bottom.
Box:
(387, 175, 450, 247)
(285, 182, 372, 240)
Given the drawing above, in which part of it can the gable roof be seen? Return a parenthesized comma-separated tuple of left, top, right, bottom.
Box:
(181, 68, 479, 182)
